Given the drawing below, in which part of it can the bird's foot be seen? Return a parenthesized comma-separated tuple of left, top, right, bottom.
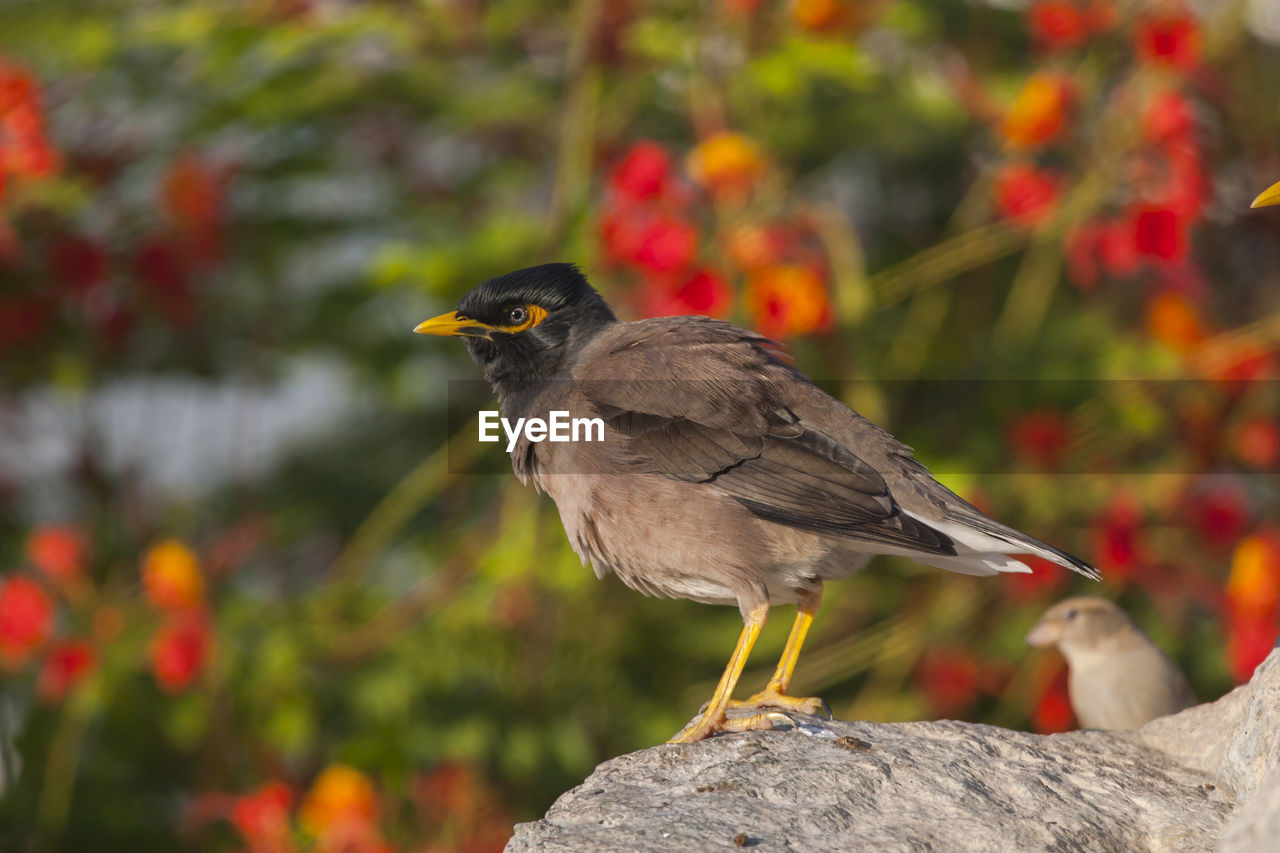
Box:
(726, 688, 831, 718)
(667, 708, 791, 744)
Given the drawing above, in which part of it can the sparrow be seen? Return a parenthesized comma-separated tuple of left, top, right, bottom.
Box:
(1027, 596, 1195, 730)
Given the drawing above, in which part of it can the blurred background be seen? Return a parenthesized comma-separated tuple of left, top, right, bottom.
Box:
(2, 0, 1280, 850)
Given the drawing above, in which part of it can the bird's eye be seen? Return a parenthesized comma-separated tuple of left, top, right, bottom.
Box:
(506, 306, 529, 325)
(1064, 609, 1078, 621)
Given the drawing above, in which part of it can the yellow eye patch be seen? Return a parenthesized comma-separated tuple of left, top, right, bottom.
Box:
(496, 303, 548, 334)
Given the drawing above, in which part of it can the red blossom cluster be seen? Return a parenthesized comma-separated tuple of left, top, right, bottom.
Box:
(0, 526, 96, 703)
(142, 540, 212, 692)
(599, 137, 832, 338)
(0, 59, 59, 201)
(0, 528, 223, 701)
(2, 145, 229, 355)
(1224, 531, 1280, 682)
(1031, 665, 1076, 733)
(198, 761, 510, 853)
(991, 2, 1227, 369)
(914, 647, 1012, 719)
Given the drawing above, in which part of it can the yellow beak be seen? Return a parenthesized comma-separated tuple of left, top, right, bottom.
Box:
(412, 311, 494, 338)
(1251, 180, 1280, 209)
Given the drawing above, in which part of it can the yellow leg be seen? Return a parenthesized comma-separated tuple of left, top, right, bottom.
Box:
(667, 602, 771, 743)
(728, 587, 828, 716)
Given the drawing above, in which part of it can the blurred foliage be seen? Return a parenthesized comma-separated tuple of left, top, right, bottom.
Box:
(1, 0, 1280, 850)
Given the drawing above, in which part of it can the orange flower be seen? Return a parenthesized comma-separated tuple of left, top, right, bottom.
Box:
(142, 539, 205, 610)
(150, 614, 210, 692)
(688, 132, 766, 199)
(1001, 73, 1073, 149)
(745, 265, 829, 339)
(301, 765, 378, 840)
(1226, 532, 1280, 620)
(791, 0, 847, 31)
(724, 223, 786, 273)
(1145, 291, 1202, 354)
(0, 575, 53, 668)
(26, 525, 87, 583)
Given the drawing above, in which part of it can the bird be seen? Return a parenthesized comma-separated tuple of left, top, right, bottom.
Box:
(1252, 181, 1280, 208)
(1026, 596, 1195, 730)
(415, 262, 1099, 743)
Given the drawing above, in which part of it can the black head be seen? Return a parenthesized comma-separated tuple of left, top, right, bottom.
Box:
(414, 263, 617, 394)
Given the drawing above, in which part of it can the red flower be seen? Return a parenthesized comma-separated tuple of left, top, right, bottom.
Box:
(1236, 419, 1280, 470)
(0, 575, 54, 668)
(1131, 205, 1187, 263)
(1142, 91, 1195, 144)
(163, 154, 223, 229)
(134, 237, 195, 328)
(608, 141, 672, 203)
(1181, 483, 1251, 550)
(1090, 494, 1144, 579)
(1028, 2, 1087, 51)
(48, 235, 109, 298)
(0, 295, 52, 353)
(995, 164, 1061, 228)
(162, 154, 226, 262)
(26, 525, 88, 583)
(1008, 408, 1070, 469)
(1002, 555, 1068, 602)
(632, 217, 698, 274)
(1135, 9, 1200, 71)
(916, 649, 981, 719)
(37, 640, 95, 703)
(1096, 219, 1138, 278)
(1226, 613, 1277, 683)
(150, 614, 210, 692)
(1031, 667, 1075, 733)
(640, 268, 734, 318)
(0, 62, 61, 184)
(231, 780, 294, 853)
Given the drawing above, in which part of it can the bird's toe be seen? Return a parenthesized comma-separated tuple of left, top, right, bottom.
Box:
(728, 690, 830, 718)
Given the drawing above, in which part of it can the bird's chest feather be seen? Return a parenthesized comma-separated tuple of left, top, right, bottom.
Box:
(513, 423, 837, 607)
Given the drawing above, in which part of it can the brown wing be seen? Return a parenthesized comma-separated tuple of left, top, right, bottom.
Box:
(576, 317, 956, 555)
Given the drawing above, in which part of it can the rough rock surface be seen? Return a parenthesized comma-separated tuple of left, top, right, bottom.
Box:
(507, 649, 1280, 852)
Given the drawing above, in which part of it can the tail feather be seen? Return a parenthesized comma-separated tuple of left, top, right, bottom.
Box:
(901, 510, 1101, 581)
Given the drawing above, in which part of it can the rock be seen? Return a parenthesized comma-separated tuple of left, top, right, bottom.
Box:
(507, 650, 1280, 852)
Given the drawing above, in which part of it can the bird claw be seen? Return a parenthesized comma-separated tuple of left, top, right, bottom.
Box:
(668, 709, 778, 743)
(726, 689, 830, 718)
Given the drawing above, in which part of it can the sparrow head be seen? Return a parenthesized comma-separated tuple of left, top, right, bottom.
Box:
(1026, 596, 1141, 657)
(414, 263, 617, 390)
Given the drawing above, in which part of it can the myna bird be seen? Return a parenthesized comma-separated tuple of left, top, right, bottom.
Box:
(1252, 181, 1280, 208)
(1026, 596, 1195, 730)
(416, 263, 1098, 743)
